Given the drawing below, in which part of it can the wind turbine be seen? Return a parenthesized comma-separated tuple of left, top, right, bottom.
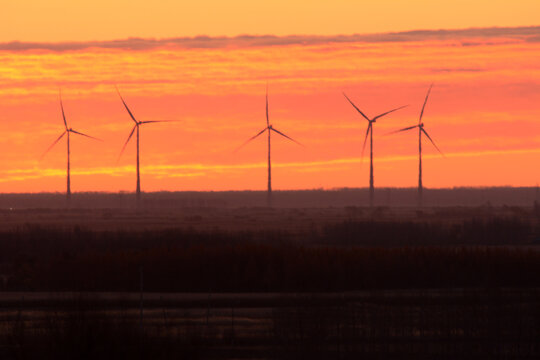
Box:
(343, 92, 407, 207)
(236, 85, 302, 206)
(115, 86, 175, 203)
(41, 90, 100, 202)
(388, 84, 444, 207)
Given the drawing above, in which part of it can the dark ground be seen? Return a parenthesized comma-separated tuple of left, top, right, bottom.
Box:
(0, 189, 539, 358)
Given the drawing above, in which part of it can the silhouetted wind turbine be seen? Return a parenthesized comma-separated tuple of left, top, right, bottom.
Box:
(236, 85, 302, 206)
(41, 90, 100, 202)
(388, 84, 444, 207)
(115, 86, 175, 203)
(343, 92, 407, 207)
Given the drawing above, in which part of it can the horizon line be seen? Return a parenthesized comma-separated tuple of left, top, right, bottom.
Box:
(0, 185, 537, 196)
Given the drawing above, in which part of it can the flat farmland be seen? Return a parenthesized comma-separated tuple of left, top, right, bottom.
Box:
(0, 203, 537, 232)
(0, 194, 538, 358)
(0, 289, 539, 359)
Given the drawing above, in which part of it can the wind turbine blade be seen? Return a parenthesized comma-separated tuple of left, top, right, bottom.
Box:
(421, 128, 444, 156)
(41, 131, 66, 160)
(70, 129, 102, 141)
(386, 124, 418, 135)
(361, 123, 372, 160)
(343, 92, 370, 121)
(372, 105, 409, 121)
(419, 84, 433, 124)
(118, 125, 137, 161)
(266, 83, 269, 127)
(234, 128, 268, 152)
(115, 85, 138, 124)
(139, 120, 177, 124)
(59, 90, 68, 130)
(270, 127, 303, 146)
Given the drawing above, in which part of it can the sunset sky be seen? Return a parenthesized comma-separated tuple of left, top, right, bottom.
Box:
(0, 1, 539, 193)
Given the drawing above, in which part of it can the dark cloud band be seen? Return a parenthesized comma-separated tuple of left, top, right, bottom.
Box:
(1, 26, 539, 52)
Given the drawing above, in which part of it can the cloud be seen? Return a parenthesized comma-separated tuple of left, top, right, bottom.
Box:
(1, 26, 539, 52)
(431, 68, 485, 73)
(525, 36, 540, 42)
(2, 147, 539, 183)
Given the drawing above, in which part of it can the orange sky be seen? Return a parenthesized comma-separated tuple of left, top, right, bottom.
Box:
(2, 1, 540, 41)
(0, 2, 539, 193)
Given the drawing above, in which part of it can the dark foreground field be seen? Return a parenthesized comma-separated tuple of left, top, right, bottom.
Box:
(0, 203, 539, 358)
(1, 289, 539, 359)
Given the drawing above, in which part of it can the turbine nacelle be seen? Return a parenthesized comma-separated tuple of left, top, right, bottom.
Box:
(387, 85, 444, 157)
(342, 92, 407, 161)
(41, 92, 100, 163)
(116, 86, 177, 162)
(235, 88, 302, 152)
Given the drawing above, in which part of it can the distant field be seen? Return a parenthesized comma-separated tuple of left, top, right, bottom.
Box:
(0, 202, 538, 232)
(0, 187, 538, 209)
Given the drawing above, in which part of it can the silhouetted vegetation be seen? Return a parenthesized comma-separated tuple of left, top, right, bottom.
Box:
(1, 297, 205, 360)
(0, 215, 538, 292)
(1, 289, 539, 359)
(0, 210, 539, 358)
(270, 289, 540, 359)
(321, 216, 533, 246)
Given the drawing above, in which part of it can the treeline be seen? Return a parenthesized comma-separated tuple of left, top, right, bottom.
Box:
(320, 216, 535, 246)
(0, 186, 539, 208)
(0, 217, 538, 292)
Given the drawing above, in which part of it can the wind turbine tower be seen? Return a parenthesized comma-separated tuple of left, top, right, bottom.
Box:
(343, 93, 407, 207)
(388, 84, 444, 207)
(115, 86, 175, 203)
(236, 85, 302, 206)
(42, 90, 100, 202)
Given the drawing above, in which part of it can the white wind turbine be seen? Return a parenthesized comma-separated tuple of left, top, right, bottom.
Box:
(388, 84, 444, 207)
(236, 85, 302, 206)
(343, 92, 407, 207)
(42, 90, 101, 202)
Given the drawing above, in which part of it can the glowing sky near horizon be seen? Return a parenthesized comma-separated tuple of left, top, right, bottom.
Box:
(0, 2, 539, 193)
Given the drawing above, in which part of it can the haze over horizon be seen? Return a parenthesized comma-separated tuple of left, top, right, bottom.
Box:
(1, 1, 539, 193)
